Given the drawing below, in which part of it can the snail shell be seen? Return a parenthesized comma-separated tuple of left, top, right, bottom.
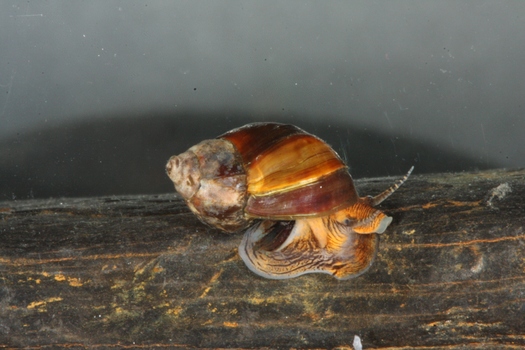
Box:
(166, 122, 412, 279)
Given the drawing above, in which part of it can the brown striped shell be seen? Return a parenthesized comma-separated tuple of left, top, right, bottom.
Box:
(166, 122, 413, 279)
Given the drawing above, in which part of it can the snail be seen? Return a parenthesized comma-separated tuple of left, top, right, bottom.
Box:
(166, 122, 412, 280)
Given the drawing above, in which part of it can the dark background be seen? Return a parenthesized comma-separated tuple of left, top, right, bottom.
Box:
(1, 1, 523, 200)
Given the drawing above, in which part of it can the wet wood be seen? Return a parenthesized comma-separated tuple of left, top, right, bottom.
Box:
(0, 169, 524, 349)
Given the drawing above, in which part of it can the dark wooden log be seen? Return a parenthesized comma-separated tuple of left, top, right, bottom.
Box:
(0, 169, 524, 349)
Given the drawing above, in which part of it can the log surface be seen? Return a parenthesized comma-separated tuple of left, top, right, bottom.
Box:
(0, 169, 524, 349)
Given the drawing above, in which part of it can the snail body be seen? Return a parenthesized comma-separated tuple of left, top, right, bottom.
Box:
(166, 122, 412, 280)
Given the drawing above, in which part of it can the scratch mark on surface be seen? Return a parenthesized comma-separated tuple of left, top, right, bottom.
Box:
(388, 234, 525, 249)
(200, 269, 223, 298)
(383, 111, 393, 129)
(0, 69, 16, 118)
(0, 252, 161, 266)
(10, 14, 44, 17)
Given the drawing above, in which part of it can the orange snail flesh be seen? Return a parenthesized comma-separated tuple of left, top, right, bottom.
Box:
(238, 170, 413, 280)
(166, 122, 413, 280)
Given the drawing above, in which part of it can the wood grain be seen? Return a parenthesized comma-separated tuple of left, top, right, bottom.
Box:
(0, 169, 524, 348)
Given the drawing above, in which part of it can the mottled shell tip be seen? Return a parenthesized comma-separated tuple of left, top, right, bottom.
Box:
(166, 152, 201, 200)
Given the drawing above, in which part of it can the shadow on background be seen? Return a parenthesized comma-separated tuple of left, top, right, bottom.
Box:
(0, 111, 496, 200)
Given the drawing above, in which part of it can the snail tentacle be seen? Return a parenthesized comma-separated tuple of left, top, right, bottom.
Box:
(370, 166, 414, 206)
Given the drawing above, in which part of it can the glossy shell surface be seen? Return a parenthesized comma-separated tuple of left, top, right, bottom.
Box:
(166, 123, 359, 232)
(220, 123, 359, 219)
